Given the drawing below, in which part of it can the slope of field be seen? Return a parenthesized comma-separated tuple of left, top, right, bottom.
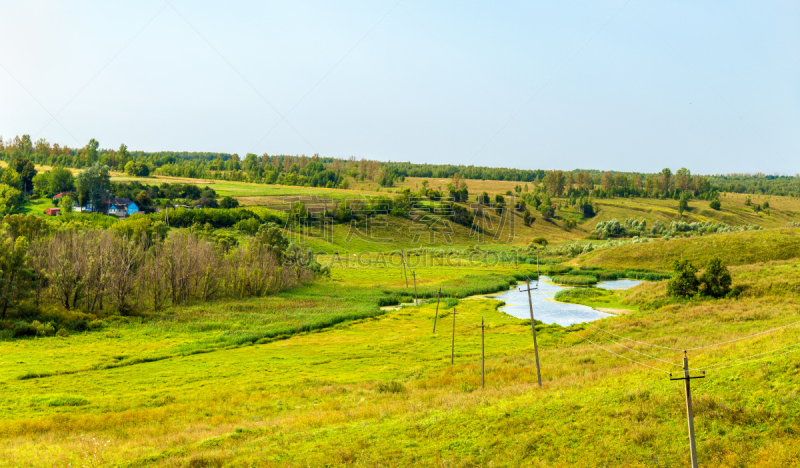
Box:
(19, 167, 800, 246)
(570, 227, 800, 271)
(3, 260, 800, 466)
(591, 192, 797, 230)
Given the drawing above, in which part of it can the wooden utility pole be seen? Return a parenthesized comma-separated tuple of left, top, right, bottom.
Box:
(519, 276, 542, 387)
(433, 288, 441, 333)
(451, 307, 456, 364)
(401, 250, 409, 288)
(670, 352, 705, 468)
(412, 271, 418, 306)
(481, 317, 485, 389)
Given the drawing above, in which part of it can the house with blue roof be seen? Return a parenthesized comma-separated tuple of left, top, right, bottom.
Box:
(108, 198, 139, 218)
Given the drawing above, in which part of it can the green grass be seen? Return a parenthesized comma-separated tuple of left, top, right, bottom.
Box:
(3, 260, 800, 465)
(19, 195, 56, 217)
(572, 227, 800, 271)
(550, 275, 598, 285)
(554, 287, 636, 313)
(4, 223, 800, 466)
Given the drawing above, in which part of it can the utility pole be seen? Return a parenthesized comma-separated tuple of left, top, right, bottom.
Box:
(451, 307, 456, 364)
(412, 271, 418, 306)
(401, 250, 409, 288)
(433, 287, 441, 333)
(670, 351, 705, 468)
(481, 317, 485, 389)
(519, 276, 542, 387)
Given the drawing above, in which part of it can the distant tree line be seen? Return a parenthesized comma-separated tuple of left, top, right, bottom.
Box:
(3, 134, 799, 199)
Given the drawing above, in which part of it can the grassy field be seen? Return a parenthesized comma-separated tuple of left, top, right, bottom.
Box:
(570, 227, 800, 271)
(5, 170, 800, 466)
(2, 256, 800, 466)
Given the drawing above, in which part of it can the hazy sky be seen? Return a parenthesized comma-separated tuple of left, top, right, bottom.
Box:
(1, 1, 798, 174)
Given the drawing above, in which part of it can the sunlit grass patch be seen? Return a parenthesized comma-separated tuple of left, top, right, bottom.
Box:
(550, 275, 597, 285)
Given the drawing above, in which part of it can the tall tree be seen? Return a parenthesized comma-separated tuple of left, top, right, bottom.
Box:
(545, 170, 566, 196)
(49, 167, 75, 194)
(76, 163, 111, 210)
(676, 167, 691, 191)
(85, 138, 100, 164)
(659, 168, 672, 192)
(10, 158, 36, 192)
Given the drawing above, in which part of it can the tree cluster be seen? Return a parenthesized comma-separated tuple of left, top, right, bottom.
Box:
(667, 258, 732, 299)
(0, 220, 322, 327)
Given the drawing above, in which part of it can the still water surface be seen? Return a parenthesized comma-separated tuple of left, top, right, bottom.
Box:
(471, 276, 643, 327)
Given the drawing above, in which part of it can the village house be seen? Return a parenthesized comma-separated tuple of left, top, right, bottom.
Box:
(75, 194, 140, 217)
(108, 198, 140, 218)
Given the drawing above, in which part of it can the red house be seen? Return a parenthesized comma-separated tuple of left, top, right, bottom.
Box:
(45, 207, 61, 216)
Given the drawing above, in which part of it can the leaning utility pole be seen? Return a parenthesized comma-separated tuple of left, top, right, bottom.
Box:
(519, 276, 542, 387)
(670, 351, 705, 468)
(481, 317, 485, 389)
(432, 287, 441, 333)
(401, 249, 409, 288)
(450, 307, 456, 364)
(412, 271, 418, 306)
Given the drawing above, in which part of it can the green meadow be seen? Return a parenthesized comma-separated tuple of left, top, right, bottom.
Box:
(4, 174, 800, 466)
(2, 230, 800, 466)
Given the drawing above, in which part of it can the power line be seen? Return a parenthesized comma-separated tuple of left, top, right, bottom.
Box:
(696, 341, 800, 372)
(701, 346, 800, 372)
(529, 290, 685, 351)
(684, 318, 800, 351)
(464, 0, 631, 165)
(534, 288, 800, 373)
(530, 290, 800, 352)
(573, 328, 673, 374)
(548, 300, 682, 369)
(532, 292, 674, 374)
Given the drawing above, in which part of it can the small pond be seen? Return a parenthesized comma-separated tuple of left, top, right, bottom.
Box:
(468, 276, 643, 327)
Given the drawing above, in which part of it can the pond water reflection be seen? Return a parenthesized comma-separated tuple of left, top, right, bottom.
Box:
(471, 276, 643, 327)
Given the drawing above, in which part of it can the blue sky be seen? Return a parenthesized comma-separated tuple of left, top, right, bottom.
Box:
(1, 0, 798, 174)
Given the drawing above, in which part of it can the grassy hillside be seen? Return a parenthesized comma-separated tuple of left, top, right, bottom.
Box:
(3, 259, 800, 466)
(20, 167, 800, 246)
(570, 227, 800, 271)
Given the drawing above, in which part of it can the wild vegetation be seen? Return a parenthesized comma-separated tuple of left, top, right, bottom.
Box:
(1, 138, 800, 466)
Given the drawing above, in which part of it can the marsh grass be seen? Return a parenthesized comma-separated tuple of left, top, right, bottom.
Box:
(550, 275, 598, 285)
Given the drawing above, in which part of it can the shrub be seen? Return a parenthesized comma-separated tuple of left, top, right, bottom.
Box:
(523, 210, 534, 227)
(541, 265, 572, 276)
(46, 396, 89, 407)
(709, 199, 721, 210)
(12, 321, 37, 337)
(596, 270, 623, 280)
(219, 196, 239, 209)
(56, 328, 69, 337)
(532, 237, 548, 246)
(666, 260, 699, 298)
(699, 258, 732, 298)
(376, 381, 406, 393)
